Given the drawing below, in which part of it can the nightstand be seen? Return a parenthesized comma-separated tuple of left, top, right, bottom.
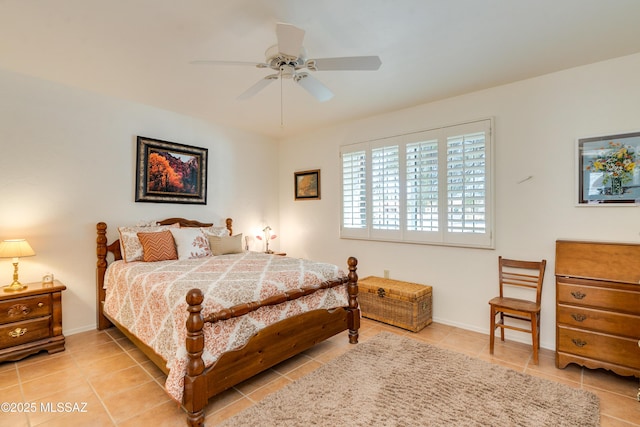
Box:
(0, 280, 66, 362)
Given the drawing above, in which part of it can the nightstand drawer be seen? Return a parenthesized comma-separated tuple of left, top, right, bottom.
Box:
(0, 294, 50, 323)
(0, 317, 51, 350)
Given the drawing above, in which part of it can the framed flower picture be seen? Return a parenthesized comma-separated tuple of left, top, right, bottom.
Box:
(577, 131, 640, 205)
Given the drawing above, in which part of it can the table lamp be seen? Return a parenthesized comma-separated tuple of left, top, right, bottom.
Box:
(256, 226, 277, 254)
(0, 239, 36, 292)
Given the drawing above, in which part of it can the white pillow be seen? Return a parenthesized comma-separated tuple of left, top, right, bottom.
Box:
(201, 226, 230, 237)
(170, 228, 212, 259)
(208, 234, 243, 256)
(118, 223, 179, 263)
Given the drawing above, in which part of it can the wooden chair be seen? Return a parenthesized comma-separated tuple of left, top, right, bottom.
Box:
(488, 257, 546, 364)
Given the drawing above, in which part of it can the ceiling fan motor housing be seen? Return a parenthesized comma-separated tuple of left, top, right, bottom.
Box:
(265, 44, 306, 74)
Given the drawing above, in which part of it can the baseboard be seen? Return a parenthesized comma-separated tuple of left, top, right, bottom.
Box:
(432, 316, 555, 351)
(63, 324, 99, 336)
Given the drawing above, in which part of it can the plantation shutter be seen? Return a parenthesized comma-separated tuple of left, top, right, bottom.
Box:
(371, 144, 400, 231)
(341, 144, 369, 238)
(342, 150, 367, 229)
(444, 120, 492, 247)
(406, 139, 439, 232)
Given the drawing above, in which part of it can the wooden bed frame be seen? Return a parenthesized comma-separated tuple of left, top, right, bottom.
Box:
(96, 218, 360, 426)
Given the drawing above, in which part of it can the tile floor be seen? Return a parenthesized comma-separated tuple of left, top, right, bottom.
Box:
(1, 319, 638, 426)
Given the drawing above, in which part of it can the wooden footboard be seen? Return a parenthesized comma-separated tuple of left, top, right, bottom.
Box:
(184, 257, 359, 426)
(96, 219, 359, 427)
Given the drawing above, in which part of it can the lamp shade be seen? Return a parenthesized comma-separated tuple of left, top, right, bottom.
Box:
(0, 239, 36, 258)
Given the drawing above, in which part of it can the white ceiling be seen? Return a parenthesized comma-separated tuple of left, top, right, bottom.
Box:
(2, 0, 640, 139)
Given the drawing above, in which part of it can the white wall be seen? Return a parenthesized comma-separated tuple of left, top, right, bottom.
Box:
(0, 68, 279, 334)
(279, 53, 640, 350)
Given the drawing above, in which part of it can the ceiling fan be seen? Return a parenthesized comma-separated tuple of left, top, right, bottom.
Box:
(191, 23, 382, 102)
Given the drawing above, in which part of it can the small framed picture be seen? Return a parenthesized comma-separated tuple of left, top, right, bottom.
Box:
(135, 136, 208, 204)
(294, 169, 320, 200)
(577, 131, 640, 205)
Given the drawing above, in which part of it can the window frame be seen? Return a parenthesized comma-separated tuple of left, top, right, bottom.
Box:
(340, 118, 494, 249)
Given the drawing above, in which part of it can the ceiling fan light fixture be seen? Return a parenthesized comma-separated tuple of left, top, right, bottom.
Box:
(279, 64, 296, 79)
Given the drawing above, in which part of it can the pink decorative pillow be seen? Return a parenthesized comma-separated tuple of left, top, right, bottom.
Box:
(137, 230, 178, 262)
(169, 228, 212, 259)
(118, 223, 179, 262)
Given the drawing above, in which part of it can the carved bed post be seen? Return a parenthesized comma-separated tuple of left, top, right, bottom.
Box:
(185, 288, 207, 427)
(96, 222, 112, 330)
(347, 256, 360, 344)
(225, 218, 233, 236)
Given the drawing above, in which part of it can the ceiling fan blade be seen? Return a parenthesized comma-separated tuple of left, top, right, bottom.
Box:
(294, 72, 334, 102)
(237, 75, 278, 100)
(276, 23, 305, 58)
(190, 60, 268, 68)
(306, 56, 382, 71)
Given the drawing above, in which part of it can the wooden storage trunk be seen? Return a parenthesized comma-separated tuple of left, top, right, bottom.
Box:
(358, 276, 432, 332)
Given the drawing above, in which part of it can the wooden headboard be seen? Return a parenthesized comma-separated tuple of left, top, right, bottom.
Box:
(95, 217, 233, 329)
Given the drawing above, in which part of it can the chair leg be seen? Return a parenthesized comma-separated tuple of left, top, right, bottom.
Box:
(489, 306, 496, 355)
(499, 312, 505, 342)
(531, 314, 539, 365)
(538, 314, 542, 359)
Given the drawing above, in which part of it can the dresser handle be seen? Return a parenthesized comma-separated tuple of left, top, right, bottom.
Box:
(571, 313, 587, 322)
(571, 338, 587, 348)
(570, 291, 586, 300)
(37, 302, 44, 307)
(8, 327, 27, 338)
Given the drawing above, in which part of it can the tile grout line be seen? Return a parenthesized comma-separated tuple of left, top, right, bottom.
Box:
(79, 330, 121, 426)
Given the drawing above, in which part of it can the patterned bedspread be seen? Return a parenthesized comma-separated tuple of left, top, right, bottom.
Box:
(103, 251, 349, 402)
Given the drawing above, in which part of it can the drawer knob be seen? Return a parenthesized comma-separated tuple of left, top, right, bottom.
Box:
(570, 291, 586, 300)
(571, 338, 587, 348)
(377, 287, 386, 298)
(571, 313, 587, 322)
(8, 327, 27, 338)
(37, 302, 44, 307)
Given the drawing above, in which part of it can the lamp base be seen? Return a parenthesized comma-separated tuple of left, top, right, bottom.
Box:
(3, 281, 28, 292)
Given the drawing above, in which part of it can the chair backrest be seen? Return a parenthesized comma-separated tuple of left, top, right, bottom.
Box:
(498, 256, 547, 305)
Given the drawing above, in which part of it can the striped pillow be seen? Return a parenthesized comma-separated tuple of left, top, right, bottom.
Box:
(137, 230, 178, 262)
(118, 222, 179, 262)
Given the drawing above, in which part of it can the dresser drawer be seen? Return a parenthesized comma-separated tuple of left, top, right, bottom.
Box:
(557, 326, 640, 370)
(557, 281, 640, 314)
(557, 304, 640, 338)
(0, 294, 50, 323)
(0, 317, 51, 350)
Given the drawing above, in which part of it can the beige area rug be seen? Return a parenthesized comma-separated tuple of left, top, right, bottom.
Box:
(219, 332, 599, 427)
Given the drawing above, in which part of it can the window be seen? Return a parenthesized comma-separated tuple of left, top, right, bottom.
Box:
(340, 119, 493, 248)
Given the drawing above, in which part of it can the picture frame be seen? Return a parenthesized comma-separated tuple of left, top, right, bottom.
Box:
(577, 131, 640, 205)
(135, 136, 208, 204)
(294, 169, 321, 200)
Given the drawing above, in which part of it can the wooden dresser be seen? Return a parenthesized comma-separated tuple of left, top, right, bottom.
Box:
(0, 280, 66, 362)
(555, 240, 640, 378)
